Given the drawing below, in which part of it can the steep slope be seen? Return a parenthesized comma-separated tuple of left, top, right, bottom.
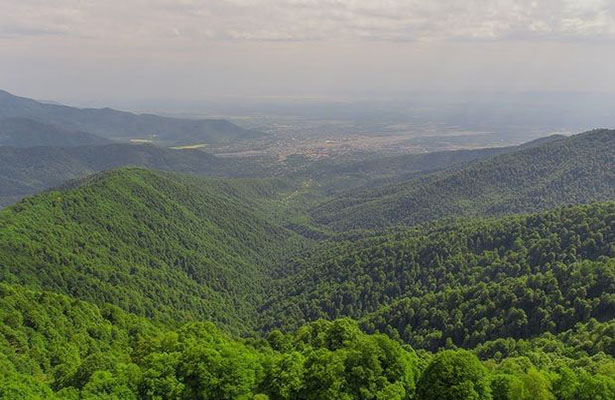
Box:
(0, 90, 264, 145)
(0, 168, 305, 331)
(262, 202, 615, 350)
(0, 143, 269, 207)
(0, 118, 111, 147)
(313, 129, 615, 230)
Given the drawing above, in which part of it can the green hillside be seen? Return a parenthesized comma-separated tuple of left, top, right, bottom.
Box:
(1, 128, 615, 399)
(263, 202, 615, 351)
(313, 129, 615, 230)
(0, 168, 305, 332)
(0, 143, 269, 207)
(0, 283, 160, 398)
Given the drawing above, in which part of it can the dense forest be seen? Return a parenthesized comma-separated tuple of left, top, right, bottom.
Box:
(263, 202, 615, 350)
(0, 142, 274, 207)
(1, 129, 615, 399)
(2, 283, 614, 399)
(0, 168, 306, 332)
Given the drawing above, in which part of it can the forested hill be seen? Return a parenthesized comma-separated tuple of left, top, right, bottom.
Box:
(0, 118, 111, 147)
(0, 90, 264, 145)
(313, 129, 615, 230)
(0, 143, 269, 207)
(2, 125, 615, 398)
(262, 201, 615, 351)
(0, 168, 306, 332)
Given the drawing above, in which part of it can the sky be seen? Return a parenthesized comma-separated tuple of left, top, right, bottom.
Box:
(1, 0, 615, 107)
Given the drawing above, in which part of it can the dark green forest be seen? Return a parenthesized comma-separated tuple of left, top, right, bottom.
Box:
(0, 168, 306, 332)
(1, 128, 615, 399)
(0, 142, 271, 207)
(263, 202, 615, 349)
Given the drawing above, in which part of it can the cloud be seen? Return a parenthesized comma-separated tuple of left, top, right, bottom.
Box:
(2, 0, 615, 102)
(1, 0, 614, 44)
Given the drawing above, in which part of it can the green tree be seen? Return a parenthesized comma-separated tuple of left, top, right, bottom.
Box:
(417, 350, 492, 400)
(519, 368, 554, 400)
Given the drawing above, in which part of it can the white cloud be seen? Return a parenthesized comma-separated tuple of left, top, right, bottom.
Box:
(1, 0, 614, 43)
(2, 0, 615, 101)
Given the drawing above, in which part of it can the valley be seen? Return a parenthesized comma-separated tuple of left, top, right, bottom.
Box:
(4, 0, 615, 397)
(0, 91, 614, 399)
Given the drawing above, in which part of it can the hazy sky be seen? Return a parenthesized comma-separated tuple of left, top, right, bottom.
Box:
(1, 0, 615, 106)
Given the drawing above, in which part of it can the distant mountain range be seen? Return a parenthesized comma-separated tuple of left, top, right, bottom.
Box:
(0, 129, 567, 208)
(0, 118, 111, 147)
(0, 143, 269, 206)
(0, 90, 265, 146)
(0, 127, 608, 213)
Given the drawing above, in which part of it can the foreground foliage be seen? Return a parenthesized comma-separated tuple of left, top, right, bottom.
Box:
(1, 283, 614, 400)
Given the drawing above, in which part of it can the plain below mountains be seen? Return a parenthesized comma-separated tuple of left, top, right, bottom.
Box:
(313, 129, 615, 230)
(299, 133, 565, 194)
